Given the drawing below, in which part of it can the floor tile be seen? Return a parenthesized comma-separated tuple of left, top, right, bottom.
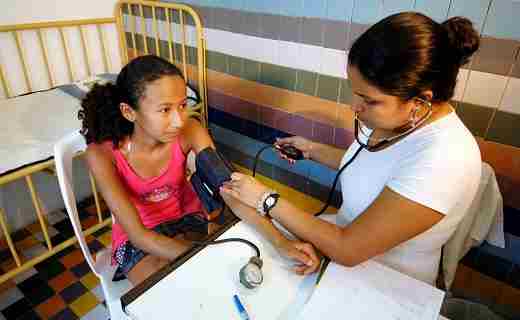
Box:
(80, 304, 109, 320)
(1, 297, 32, 319)
(49, 308, 78, 320)
(59, 250, 84, 269)
(0, 287, 24, 311)
(35, 257, 66, 281)
(17, 274, 55, 305)
(79, 273, 99, 291)
(69, 292, 99, 318)
(12, 268, 38, 284)
(49, 271, 77, 293)
(60, 282, 88, 304)
(35, 295, 66, 319)
(70, 262, 90, 279)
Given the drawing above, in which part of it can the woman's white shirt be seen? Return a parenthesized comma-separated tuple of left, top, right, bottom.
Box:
(337, 112, 481, 285)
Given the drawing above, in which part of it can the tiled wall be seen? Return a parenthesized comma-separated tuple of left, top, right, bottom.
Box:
(126, 0, 520, 221)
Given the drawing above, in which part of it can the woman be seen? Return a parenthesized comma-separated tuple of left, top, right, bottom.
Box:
(81, 55, 317, 285)
(220, 12, 482, 285)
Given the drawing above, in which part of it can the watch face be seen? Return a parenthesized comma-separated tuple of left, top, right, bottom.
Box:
(266, 197, 275, 207)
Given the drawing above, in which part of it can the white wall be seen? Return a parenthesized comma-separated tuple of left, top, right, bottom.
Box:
(0, 0, 119, 25)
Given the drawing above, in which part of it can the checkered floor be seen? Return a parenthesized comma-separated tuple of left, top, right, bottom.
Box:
(0, 199, 112, 320)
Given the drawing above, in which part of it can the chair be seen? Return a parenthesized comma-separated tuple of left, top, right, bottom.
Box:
(54, 130, 132, 320)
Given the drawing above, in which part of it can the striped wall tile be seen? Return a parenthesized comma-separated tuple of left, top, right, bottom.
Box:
(471, 37, 518, 76)
(447, 0, 491, 33)
(326, 0, 354, 22)
(455, 102, 494, 137)
(487, 110, 520, 148)
(414, 0, 450, 22)
(381, 0, 415, 17)
(483, 0, 520, 40)
(351, 0, 383, 24)
(463, 70, 508, 108)
(500, 77, 520, 115)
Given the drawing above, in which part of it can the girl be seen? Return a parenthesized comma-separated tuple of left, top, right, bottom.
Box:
(80, 55, 318, 285)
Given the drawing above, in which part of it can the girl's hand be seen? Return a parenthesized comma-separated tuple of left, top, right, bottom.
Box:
(220, 172, 270, 209)
(276, 239, 321, 275)
(275, 136, 314, 164)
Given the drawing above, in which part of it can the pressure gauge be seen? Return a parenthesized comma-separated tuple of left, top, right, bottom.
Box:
(239, 256, 263, 289)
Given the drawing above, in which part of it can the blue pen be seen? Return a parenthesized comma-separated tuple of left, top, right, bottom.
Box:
(233, 294, 251, 320)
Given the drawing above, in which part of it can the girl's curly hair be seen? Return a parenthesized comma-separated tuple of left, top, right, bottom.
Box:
(78, 55, 184, 146)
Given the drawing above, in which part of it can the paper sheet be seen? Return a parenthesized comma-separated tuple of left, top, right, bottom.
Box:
(300, 260, 445, 320)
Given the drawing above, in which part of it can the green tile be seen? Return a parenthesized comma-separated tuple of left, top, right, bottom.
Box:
(317, 74, 340, 102)
(259, 63, 280, 87)
(455, 102, 495, 137)
(124, 32, 133, 49)
(207, 51, 228, 73)
(295, 70, 317, 96)
(173, 43, 183, 63)
(339, 78, 353, 104)
(486, 110, 520, 147)
(243, 59, 260, 82)
(278, 66, 297, 91)
(228, 55, 243, 78)
(187, 46, 198, 65)
(158, 39, 171, 61)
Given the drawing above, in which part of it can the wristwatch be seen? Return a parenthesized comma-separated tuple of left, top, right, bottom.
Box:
(256, 190, 280, 216)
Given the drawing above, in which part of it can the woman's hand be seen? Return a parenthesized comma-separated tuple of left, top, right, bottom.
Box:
(275, 136, 314, 164)
(276, 239, 321, 275)
(220, 172, 270, 209)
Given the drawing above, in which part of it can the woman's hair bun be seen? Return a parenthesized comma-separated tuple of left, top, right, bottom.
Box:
(441, 16, 480, 66)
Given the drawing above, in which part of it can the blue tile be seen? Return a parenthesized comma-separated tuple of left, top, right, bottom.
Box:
(381, 0, 414, 17)
(351, 0, 383, 24)
(308, 161, 341, 191)
(326, 0, 354, 21)
(414, 0, 450, 22)
(228, 0, 244, 10)
(483, 1, 520, 40)
(279, 0, 304, 17)
(448, 0, 491, 33)
(301, 0, 327, 19)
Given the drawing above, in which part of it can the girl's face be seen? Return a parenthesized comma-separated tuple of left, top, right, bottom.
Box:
(347, 65, 417, 131)
(127, 75, 188, 143)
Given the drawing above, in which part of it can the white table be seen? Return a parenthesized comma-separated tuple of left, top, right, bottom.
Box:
(122, 220, 450, 319)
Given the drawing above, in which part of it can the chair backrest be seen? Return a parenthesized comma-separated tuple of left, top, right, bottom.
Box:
(54, 130, 99, 276)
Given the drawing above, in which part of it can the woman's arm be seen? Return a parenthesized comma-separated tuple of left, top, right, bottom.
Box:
(85, 144, 192, 260)
(222, 174, 443, 267)
(275, 136, 345, 169)
(222, 193, 320, 275)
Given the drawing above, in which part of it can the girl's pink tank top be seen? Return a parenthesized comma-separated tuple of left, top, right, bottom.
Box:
(106, 138, 202, 258)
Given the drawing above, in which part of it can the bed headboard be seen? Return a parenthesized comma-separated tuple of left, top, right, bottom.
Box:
(0, 18, 121, 99)
(114, 0, 209, 127)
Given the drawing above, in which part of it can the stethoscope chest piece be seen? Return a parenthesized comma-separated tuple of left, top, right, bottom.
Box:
(239, 256, 264, 289)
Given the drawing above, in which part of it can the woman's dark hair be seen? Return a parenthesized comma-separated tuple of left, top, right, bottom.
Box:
(348, 12, 480, 103)
(78, 55, 184, 145)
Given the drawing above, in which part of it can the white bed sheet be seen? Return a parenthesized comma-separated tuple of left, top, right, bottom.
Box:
(0, 89, 82, 175)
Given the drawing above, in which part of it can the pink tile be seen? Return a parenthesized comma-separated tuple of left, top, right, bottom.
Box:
(207, 89, 231, 112)
(334, 127, 354, 149)
(227, 97, 260, 123)
(288, 114, 314, 140)
(312, 121, 334, 145)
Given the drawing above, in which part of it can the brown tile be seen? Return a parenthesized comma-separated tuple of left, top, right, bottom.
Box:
(81, 216, 98, 230)
(36, 294, 67, 319)
(49, 270, 77, 293)
(472, 37, 518, 76)
(495, 174, 520, 209)
(511, 46, 520, 78)
(477, 139, 520, 183)
(59, 249, 85, 269)
(451, 264, 474, 294)
(497, 284, 520, 314)
(486, 110, 520, 148)
(0, 278, 14, 295)
(455, 102, 494, 137)
(469, 270, 503, 304)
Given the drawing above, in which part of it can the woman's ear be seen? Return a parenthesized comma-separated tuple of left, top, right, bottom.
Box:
(120, 102, 136, 122)
(418, 90, 433, 102)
